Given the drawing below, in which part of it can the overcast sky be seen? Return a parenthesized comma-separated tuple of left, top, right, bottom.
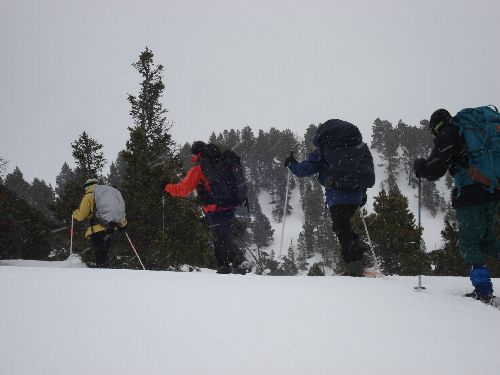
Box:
(1, 0, 499, 186)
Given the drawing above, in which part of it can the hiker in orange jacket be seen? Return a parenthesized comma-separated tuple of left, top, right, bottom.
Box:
(162, 141, 246, 274)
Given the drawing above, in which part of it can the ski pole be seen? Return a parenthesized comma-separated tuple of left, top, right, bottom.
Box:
(162, 194, 165, 252)
(232, 229, 264, 270)
(124, 231, 146, 270)
(279, 151, 293, 256)
(360, 213, 382, 273)
(415, 177, 426, 290)
(69, 217, 74, 268)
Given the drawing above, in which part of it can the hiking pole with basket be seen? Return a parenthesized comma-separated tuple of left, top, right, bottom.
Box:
(69, 217, 74, 268)
(414, 177, 426, 290)
(279, 151, 294, 256)
(162, 194, 165, 252)
(124, 230, 146, 270)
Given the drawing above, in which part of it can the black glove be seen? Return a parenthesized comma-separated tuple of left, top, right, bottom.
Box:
(284, 154, 298, 168)
(196, 184, 214, 204)
(161, 178, 169, 192)
(413, 158, 426, 179)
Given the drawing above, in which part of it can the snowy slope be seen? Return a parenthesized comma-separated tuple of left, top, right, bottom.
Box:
(1, 263, 500, 375)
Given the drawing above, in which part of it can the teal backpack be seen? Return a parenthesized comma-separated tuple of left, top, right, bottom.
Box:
(451, 105, 500, 192)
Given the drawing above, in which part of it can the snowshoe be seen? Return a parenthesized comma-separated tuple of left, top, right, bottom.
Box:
(465, 290, 495, 304)
(342, 258, 383, 278)
(363, 267, 384, 278)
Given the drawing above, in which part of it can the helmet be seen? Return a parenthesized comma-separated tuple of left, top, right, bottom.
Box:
(429, 109, 451, 136)
(82, 178, 98, 190)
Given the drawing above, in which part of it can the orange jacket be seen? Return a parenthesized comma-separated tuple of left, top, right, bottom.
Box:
(165, 162, 229, 213)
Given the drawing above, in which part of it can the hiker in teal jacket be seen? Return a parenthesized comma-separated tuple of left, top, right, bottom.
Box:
(414, 108, 500, 303)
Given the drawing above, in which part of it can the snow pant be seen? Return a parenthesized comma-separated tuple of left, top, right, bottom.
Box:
(206, 209, 242, 268)
(329, 204, 364, 263)
(456, 201, 500, 265)
(90, 231, 113, 268)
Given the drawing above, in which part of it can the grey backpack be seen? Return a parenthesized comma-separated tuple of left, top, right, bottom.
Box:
(93, 185, 126, 230)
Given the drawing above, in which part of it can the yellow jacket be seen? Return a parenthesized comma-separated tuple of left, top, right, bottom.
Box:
(72, 184, 127, 238)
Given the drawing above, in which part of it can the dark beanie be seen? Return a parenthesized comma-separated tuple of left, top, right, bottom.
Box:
(191, 141, 206, 155)
(429, 109, 451, 130)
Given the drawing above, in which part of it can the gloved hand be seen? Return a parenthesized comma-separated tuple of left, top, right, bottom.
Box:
(160, 178, 169, 192)
(413, 158, 426, 179)
(284, 154, 298, 168)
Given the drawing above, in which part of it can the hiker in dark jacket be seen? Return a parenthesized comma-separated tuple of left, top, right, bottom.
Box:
(414, 108, 500, 302)
(162, 141, 246, 274)
(285, 120, 372, 276)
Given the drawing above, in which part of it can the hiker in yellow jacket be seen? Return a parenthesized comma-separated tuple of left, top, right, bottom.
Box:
(72, 178, 127, 268)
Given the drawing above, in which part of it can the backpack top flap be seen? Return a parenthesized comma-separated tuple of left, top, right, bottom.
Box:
(200, 149, 248, 207)
(93, 185, 126, 225)
(451, 106, 500, 191)
(313, 119, 363, 148)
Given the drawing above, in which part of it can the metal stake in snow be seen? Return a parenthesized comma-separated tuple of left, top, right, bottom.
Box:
(125, 231, 146, 270)
(69, 217, 74, 268)
(415, 177, 426, 290)
(279, 151, 293, 257)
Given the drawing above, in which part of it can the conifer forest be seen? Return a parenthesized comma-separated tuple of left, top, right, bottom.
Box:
(2, 48, 498, 277)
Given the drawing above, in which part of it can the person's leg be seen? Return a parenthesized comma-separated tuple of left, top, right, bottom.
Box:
(457, 205, 493, 298)
(480, 201, 500, 258)
(329, 204, 363, 275)
(206, 210, 234, 273)
(91, 231, 110, 268)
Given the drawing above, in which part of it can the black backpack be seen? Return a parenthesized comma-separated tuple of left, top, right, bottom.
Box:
(199, 144, 248, 208)
(315, 119, 375, 189)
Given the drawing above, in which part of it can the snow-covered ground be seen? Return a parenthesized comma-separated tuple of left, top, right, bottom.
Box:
(1, 261, 500, 375)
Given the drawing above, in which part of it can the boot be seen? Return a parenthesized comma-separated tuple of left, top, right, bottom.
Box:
(469, 265, 494, 299)
(465, 290, 494, 304)
(216, 264, 232, 274)
(343, 259, 365, 277)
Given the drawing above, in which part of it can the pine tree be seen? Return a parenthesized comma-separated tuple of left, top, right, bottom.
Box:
(52, 162, 81, 226)
(420, 179, 446, 217)
(429, 207, 468, 276)
(307, 263, 325, 276)
(71, 131, 106, 180)
(251, 206, 274, 249)
(178, 143, 193, 170)
(371, 119, 399, 189)
(29, 178, 55, 219)
(0, 156, 7, 179)
(0, 184, 54, 260)
(121, 47, 211, 270)
(55, 163, 74, 198)
(107, 152, 127, 189)
(280, 241, 298, 275)
(4, 167, 30, 200)
(367, 186, 430, 275)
